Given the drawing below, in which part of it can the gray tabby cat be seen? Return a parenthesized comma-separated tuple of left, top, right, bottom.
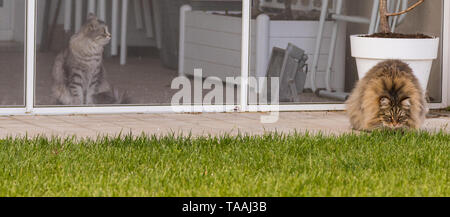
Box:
(52, 13, 128, 105)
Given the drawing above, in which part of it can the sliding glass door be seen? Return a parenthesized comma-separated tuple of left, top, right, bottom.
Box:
(249, 0, 445, 107)
(0, 0, 448, 115)
(34, 0, 242, 109)
(0, 0, 25, 107)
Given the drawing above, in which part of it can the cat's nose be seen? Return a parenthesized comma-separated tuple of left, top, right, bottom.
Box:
(392, 122, 402, 129)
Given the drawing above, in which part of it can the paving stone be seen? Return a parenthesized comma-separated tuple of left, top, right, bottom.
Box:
(0, 112, 448, 138)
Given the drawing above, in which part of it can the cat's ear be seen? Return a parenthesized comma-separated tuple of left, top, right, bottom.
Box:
(85, 13, 98, 30)
(87, 13, 97, 22)
(401, 98, 411, 110)
(380, 97, 391, 109)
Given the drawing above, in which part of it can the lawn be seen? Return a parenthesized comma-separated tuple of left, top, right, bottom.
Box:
(0, 130, 448, 197)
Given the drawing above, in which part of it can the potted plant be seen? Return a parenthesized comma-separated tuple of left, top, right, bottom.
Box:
(350, 0, 440, 92)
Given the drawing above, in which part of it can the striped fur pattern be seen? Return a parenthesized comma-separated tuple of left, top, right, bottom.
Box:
(52, 14, 127, 105)
(346, 60, 427, 131)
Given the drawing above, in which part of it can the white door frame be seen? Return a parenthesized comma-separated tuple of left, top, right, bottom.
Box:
(0, 0, 448, 116)
(444, 0, 450, 109)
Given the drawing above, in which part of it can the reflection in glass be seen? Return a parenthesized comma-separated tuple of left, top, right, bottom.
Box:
(251, 0, 443, 105)
(0, 0, 25, 106)
(35, 0, 242, 107)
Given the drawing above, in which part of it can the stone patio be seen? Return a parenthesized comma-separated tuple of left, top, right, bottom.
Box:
(0, 111, 448, 139)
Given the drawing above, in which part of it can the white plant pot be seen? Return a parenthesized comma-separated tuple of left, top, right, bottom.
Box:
(350, 34, 440, 92)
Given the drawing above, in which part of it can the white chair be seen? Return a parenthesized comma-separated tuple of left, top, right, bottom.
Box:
(64, 0, 160, 65)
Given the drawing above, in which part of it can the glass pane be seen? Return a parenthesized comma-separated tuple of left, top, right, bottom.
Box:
(0, 0, 25, 106)
(35, 0, 242, 107)
(250, 0, 443, 105)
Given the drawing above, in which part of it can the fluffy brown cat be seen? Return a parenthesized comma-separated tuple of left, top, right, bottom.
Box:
(346, 60, 427, 131)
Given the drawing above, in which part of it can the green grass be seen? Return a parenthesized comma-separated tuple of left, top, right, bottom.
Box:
(0, 130, 448, 197)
